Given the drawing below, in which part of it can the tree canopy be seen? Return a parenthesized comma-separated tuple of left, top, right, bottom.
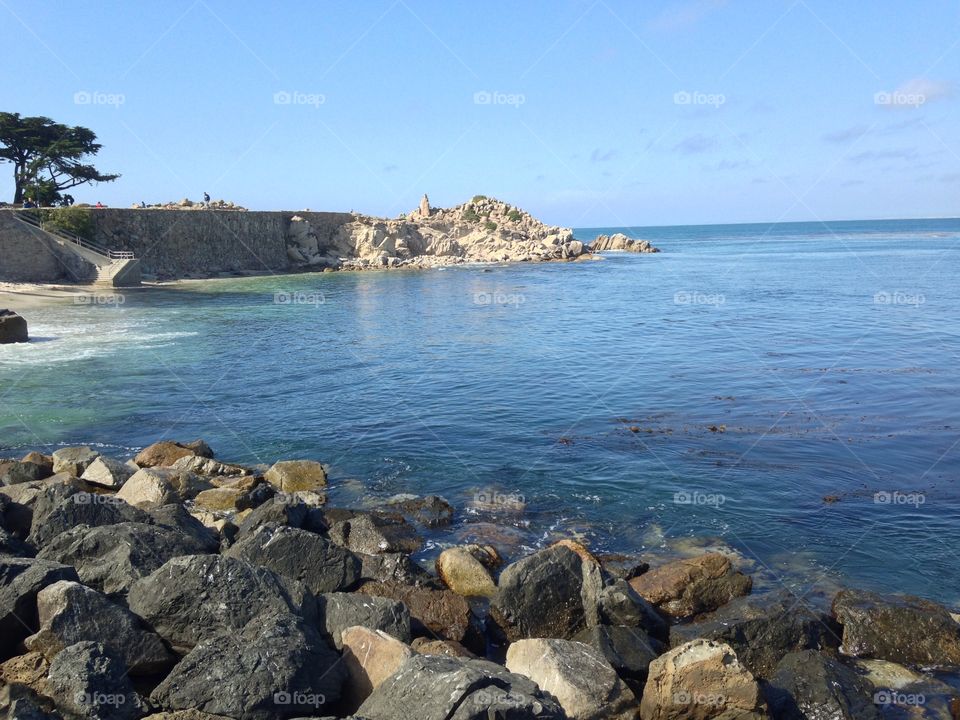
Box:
(0, 112, 119, 205)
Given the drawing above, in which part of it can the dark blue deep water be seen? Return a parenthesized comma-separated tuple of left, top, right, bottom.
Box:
(2, 218, 959, 603)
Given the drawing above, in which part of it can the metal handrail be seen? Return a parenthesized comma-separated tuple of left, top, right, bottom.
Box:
(13, 210, 136, 261)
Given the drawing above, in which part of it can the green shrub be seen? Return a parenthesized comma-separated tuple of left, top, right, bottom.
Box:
(484, 220, 498, 231)
(471, 194, 487, 203)
(41, 207, 94, 240)
(507, 209, 522, 222)
(463, 207, 480, 222)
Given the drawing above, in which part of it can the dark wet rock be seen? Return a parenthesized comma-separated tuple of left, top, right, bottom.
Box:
(765, 650, 881, 720)
(224, 523, 361, 593)
(127, 554, 316, 653)
(832, 589, 960, 666)
(1, 461, 50, 486)
(489, 542, 603, 641)
(573, 624, 665, 697)
(356, 654, 565, 720)
(317, 592, 412, 649)
(359, 551, 435, 586)
(0, 682, 57, 719)
(0, 310, 28, 344)
(629, 552, 752, 619)
(234, 495, 309, 539)
(145, 504, 220, 552)
(328, 512, 422, 555)
(384, 494, 455, 528)
(27, 486, 151, 549)
(598, 553, 650, 581)
(358, 580, 483, 650)
(24, 580, 174, 676)
(43, 641, 146, 720)
(50, 447, 100, 477)
(151, 612, 343, 720)
(671, 590, 842, 678)
(0, 557, 79, 660)
(38, 522, 211, 596)
(599, 578, 669, 643)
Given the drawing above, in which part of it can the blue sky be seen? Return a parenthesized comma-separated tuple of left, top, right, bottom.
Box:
(2, 0, 957, 226)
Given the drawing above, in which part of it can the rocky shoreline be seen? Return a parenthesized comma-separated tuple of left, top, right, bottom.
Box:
(2, 441, 955, 719)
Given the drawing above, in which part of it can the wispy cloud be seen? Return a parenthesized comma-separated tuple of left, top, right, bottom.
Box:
(707, 158, 750, 170)
(848, 147, 918, 164)
(672, 134, 718, 154)
(590, 148, 618, 163)
(823, 125, 869, 143)
(647, 0, 727, 32)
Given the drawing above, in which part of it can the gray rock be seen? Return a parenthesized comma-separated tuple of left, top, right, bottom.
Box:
(127, 554, 316, 653)
(671, 590, 842, 679)
(151, 612, 343, 720)
(27, 486, 150, 549)
(317, 592, 411, 649)
(832, 589, 960, 666)
(0, 310, 28, 343)
(50, 447, 100, 477)
(490, 543, 603, 641)
(598, 578, 669, 642)
(328, 512, 422, 555)
(38, 522, 211, 596)
(357, 654, 564, 720)
(80, 457, 135, 489)
(235, 495, 309, 539)
(43, 641, 146, 719)
(0, 557, 79, 660)
(573, 624, 665, 697)
(145, 504, 220, 552)
(1, 461, 50, 486)
(765, 650, 881, 720)
(24, 580, 174, 675)
(0, 684, 59, 719)
(359, 551, 434, 586)
(384, 494, 454, 528)
(224, 523, 360, 594)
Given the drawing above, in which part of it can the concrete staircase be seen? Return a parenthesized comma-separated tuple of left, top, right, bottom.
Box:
(12, 211, 141, 287)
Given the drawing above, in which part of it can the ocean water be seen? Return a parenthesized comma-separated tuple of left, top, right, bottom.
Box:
(2, 218, 959, 604)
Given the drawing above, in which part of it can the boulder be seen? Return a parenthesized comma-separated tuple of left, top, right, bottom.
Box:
(435, 546, 497, 598)
(0, 557, 79, 659)
(851, 658, 959, 720)
(0, 650, 48, 688)
(150, 612, 343, 720)
(127, 554, 316, 653)
(191, 485, 245, 512)
(356, 654, 565, 720)
(145, 503, 220, 552)
(507, 638, 639, 720)
(670, 590, 842, 678)
(264, 459, 327, 492)
(235, 494, 310, 538)
(573, 624, 665, 697)
(115, 468, 180, 507)
(80, 456, 135, 489)
(169, 455, 247, 478)
(640, 639, 768, 720)
(629, 553, 752, 619)
(340, 626, 414, 710)
(50, 446, 100, 476)
(318, 592, 412, 649)
(24, 580, 174, 675)
(384, 494, 454, 528)
(27, 486, 151, 549)
(224, 523, 361, 593)
(410, 637, 476, 658)
(599, 578, 669, 642)
(0, 684, 57, 720)
(328, 512, 422, 555)
(0, 309, 28, 343)
(358, 581, 482, 650)
(1, 460, 50, 485)
(133, 441, 201, 468)
(42, 641, 146, 720)
(359, 551, 435, 586)
(490, 542, 603, 641)
(832, 589, 960, 666)
(764, 650, 881, 720)
(38, 522, 211, 596)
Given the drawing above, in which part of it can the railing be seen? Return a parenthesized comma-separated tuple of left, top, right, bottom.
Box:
(13, 209, 135, 261)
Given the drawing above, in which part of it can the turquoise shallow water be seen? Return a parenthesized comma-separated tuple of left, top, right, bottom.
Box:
(2, 218, 959, 603)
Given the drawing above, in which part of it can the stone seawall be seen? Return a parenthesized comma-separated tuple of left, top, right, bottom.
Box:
(0, 211, 96, 283)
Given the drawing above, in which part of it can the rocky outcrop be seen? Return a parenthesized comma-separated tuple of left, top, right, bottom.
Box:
(0, 558, 80, 659)
(629, 552, 752, 619)
(0, 310, 28, 343)
(590, 232, 659, 253)
(764, 650, 881, 720)
(42, 641, 146, 720)
(317, 592, 412, 649)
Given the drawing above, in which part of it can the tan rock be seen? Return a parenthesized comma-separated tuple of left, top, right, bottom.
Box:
(264, 460, 327, 492)
(629, 553, 752, 619)
(410, 637, 476, 658)
(640, 639, 767, 720)
(116, 468, 179, 507)
(506, 638, 639, 720)
(341, 626, 414, 709)
(0, 651, 48, 688)
(134, 441, 196, 468)
(193, 486, 245, 512)
(436, 546, 497, 598)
